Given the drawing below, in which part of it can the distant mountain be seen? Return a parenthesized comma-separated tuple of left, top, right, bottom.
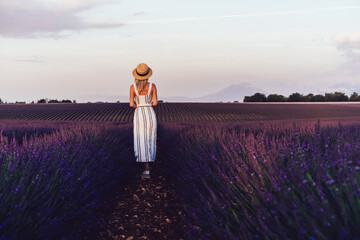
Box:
(160, 96, 193, 102)
(75, 82, 266, 103)
(195, 83, 266, 102)
(317, 83, 360, 96)
(162, 83, 266, 102)
(75, 94, 129, 103)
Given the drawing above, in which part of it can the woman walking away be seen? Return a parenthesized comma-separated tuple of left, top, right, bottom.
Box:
(129, 63, 158, 179)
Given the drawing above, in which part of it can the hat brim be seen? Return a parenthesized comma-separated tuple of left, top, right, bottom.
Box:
(132, 68, 152, 80)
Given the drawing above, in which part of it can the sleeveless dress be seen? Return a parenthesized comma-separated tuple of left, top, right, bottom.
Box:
(133, 83, 157, 162)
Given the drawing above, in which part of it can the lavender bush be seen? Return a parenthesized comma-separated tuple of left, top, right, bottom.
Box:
(159, 121, 360, 240)
(0, 121, 135, 239)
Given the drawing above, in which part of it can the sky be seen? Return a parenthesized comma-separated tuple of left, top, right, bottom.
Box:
(1, 0, 360, 103)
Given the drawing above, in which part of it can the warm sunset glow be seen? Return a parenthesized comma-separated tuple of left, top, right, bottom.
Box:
(0, 0, 359, 102)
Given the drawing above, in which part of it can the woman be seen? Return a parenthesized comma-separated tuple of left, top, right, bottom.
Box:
(129, 63, 158, 179)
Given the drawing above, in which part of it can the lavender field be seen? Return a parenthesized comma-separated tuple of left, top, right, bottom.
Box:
(2, 102, 360, 122)
(159, 120, 360, 239)
(0, 121, 136, 239)
(1, 104, 360, 239)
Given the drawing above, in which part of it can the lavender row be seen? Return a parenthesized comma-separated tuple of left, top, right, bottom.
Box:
(0, 121, 135, 239)
(160, 121, 360, 239)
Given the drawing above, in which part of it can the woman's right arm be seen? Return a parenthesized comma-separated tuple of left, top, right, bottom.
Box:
(129, 85, 136, 108)
(151, 84, 158, 106)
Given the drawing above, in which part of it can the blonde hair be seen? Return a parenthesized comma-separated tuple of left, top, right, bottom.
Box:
(135, 79, 149, 92)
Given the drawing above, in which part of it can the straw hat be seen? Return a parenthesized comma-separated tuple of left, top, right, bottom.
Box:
(132, 63, 152, 80)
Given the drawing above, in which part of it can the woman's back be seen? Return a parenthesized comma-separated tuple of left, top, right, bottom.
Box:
(134, 83, 153, 107)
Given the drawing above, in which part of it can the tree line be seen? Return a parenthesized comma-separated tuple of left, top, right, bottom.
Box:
(36, 99, 76, 104)
(0, 98, 76, 104)
(244, 92, 360, 102)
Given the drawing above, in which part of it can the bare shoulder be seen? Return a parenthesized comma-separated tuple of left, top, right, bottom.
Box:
(151, 83, 157, 95)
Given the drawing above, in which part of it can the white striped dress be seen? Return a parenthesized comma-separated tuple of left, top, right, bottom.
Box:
(133, 83, 157, 162)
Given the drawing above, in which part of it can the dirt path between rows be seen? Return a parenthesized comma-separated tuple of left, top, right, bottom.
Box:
(98, 174, 188, 240)
(76, 170, 199, 240)
(71, 130, 206, 240)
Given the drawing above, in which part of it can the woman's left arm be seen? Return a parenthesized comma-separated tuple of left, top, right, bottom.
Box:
(129, 85, 136, 108)
(152, 84, 158, 106)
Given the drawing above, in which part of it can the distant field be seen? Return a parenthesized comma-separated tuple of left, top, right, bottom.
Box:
(2, 102, 360, 239)
(1, 102, 360, 122)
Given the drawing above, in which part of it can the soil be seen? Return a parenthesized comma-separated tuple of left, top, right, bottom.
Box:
(75, 170, 198, 240)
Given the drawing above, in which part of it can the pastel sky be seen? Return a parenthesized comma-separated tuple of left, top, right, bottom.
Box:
(1, 0, 360, 102)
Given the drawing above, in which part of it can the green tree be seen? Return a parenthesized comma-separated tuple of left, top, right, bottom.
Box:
(37, 99, 47, 103)
(303, 93, 314, 102)
(324, 92, 348, 101)
(244, 93, 267, 102)
(350, 92, 360, 101)
(311, 94, 325, 102)
(267, 94, 285, 102)
(336, 92, 349, 101)
(287, 92, 303, 102)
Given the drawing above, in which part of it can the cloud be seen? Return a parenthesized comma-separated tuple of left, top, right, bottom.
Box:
(125, 6, 360, 24)
(52, 0, 117, 13)
(334, 32, 360, 49)
(318, 87, 355, 95)
(340, 51, 360, 75)
(316, 81, 360, 95)
(15, 55, 45, 63)
(333, 33, 360, 76)
(132, 12, 146, 16)
(0, 0, 124, 38)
